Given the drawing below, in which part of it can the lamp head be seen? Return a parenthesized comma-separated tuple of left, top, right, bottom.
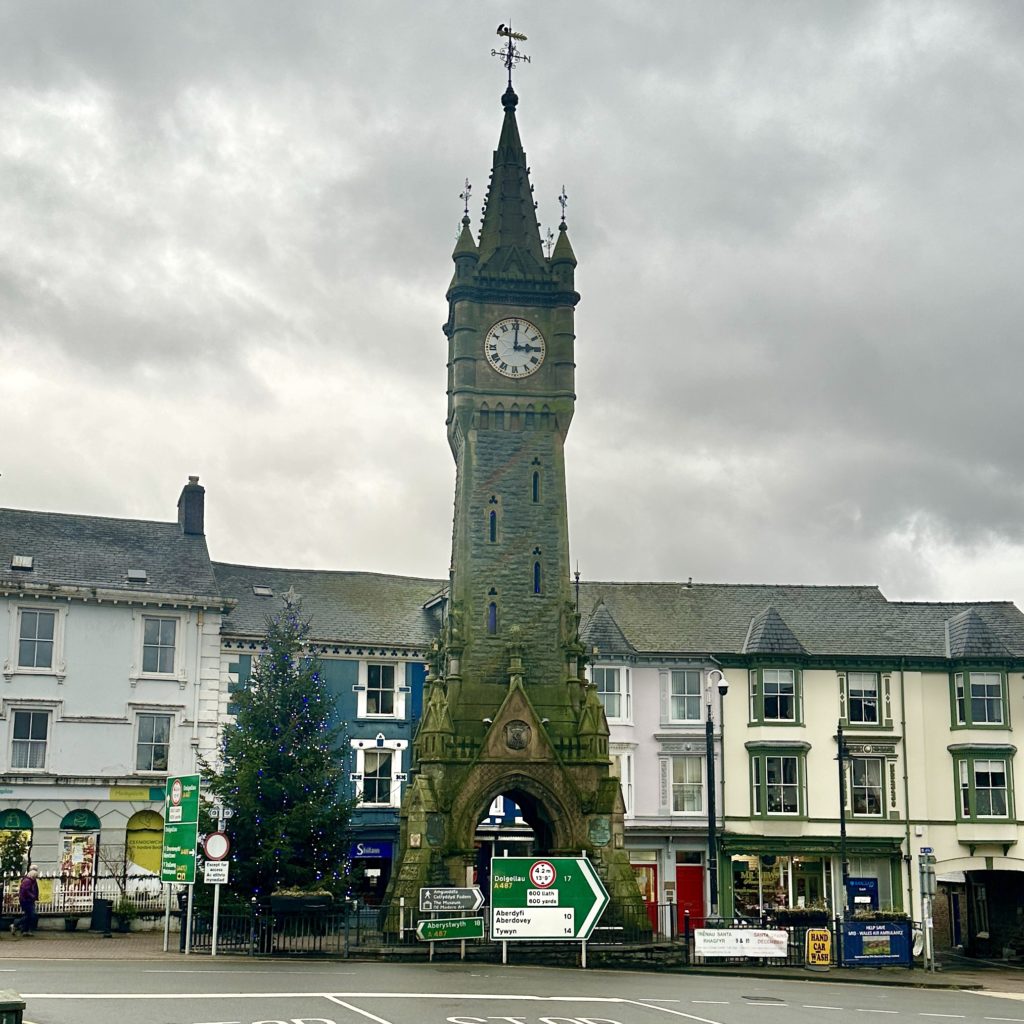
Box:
(708, 668, 729, 697)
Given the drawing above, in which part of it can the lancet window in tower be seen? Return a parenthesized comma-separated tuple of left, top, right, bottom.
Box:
(525, 404, 535, 428)
(487, 601, 498, 635)
(533, 561, 542, 594)
(480, 403, 490, 429)
(494, 404, 505, 430)
(532, 471, 541, 503)
(510, 404, 520, 430)
(489, 510, 497, 542)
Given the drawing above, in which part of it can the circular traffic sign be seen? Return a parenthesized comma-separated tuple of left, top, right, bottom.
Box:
(529, 860, 556, 888)
(170, 779, 183, 805)
(203, 831, 230, 861)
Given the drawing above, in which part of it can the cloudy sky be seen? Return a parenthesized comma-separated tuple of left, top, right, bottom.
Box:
(3, 1, 1024, 609)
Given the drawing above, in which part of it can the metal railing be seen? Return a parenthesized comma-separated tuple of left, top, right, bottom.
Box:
(1, 870, 165, 919)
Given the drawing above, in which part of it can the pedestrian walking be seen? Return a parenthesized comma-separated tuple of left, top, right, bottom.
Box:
(10, 864, 40, 936)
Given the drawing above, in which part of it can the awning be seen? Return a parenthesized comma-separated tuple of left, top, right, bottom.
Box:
(60, 809, 101, 831)
(0, 809, 32, 830)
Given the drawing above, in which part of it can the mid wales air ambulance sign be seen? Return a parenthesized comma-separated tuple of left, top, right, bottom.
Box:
(490, 857, 609, 941)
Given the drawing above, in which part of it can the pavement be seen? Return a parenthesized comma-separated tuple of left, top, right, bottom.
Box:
(4, 926, 1024, 995)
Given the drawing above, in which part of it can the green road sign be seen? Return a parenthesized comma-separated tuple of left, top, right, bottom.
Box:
(416, 917, 485, 942)
(162, 774, 201, 884)
(490, 857, 609, 941)
(164, 774, 201, 825)
(160, 822, 198, 883)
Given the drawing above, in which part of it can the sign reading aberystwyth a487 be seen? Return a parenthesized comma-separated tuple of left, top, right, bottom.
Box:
(490, 857, 609, 941)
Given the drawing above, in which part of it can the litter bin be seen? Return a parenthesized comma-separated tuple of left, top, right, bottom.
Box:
(91, 898, 113, 934)
(0, 988, 25, 1024)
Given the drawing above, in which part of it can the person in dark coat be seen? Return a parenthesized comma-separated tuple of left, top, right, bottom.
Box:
(10, 865, 40, 936)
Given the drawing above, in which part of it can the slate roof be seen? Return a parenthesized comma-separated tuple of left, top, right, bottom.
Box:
(744, 606, 807, 655)
(580, 600, 636, 656)
(945, 608, 1013, 659)
(214, 562, 444, 650)
(0, 507, 222, 602)
(576, 582, 1024, 660)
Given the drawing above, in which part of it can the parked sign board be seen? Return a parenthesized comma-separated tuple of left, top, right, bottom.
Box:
(805, 927, 832, 966)
(695, 928, 789, 958)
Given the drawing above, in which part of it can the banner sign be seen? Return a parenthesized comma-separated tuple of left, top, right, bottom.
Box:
(841, 920, 912, 966)
(695, 928, 789, 958)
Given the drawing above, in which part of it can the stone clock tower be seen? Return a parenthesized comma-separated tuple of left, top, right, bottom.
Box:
(385, 39, 644, 924)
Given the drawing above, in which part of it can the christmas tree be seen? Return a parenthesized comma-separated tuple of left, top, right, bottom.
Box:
(203, 591, 354, 900)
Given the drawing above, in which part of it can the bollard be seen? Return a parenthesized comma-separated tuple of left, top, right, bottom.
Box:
(0, 988, 25, 1024)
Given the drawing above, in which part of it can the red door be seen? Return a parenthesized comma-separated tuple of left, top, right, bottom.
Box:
(631, 863, 659, 934)
(676, 864, 705, 932)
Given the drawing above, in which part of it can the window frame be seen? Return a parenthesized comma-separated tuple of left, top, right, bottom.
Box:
(839, 670, 893, 729)
(748, 667, 802, 725)
(349, 736, 408, 808)
(849, 755, 885, 818)
(9, 706, 51, 771)
(951, 669, 1010, 729)
(748, 743, 809, 818)
(610, 745, 635, 817)
(593, 665, 631, 723)
(668, 669, 703, 724)
(355, 661, 408, 720)
(134, 710, 173, 774)
(951, 746, 1015, 821)
(669, 753, 705, 816)
(4, 605, 67, 681)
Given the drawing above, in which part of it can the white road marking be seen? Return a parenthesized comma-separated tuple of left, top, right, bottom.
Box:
(856, 1012, 900, 1016)
(746, 1003, 787, 1007)
(804, 1007, 843, 1011)
(920, 1015, 964, 1019)
(624, 997, 734, 1024)
(690, 1002, 728, 1006)
(983, 1018, 1024, 1022)
(327, 997, 397, 1024)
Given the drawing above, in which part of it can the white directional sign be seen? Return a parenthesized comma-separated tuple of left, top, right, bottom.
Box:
(419, 886, 485, 913)
(490, 857, 609, 941)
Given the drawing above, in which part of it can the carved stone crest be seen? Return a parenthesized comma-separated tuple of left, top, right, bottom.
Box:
(504, 719, 532, 750)
(588, 816, 611, 847)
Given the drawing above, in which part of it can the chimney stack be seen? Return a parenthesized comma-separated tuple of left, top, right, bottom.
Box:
(177, 476, 205, 536)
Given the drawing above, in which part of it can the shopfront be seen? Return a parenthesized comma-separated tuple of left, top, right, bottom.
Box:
(719, 835, 905, 919)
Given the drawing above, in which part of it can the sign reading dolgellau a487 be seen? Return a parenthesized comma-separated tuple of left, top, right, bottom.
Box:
(490, 857, 609, 941)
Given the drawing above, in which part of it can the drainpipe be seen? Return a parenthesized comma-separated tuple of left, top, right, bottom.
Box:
(191, 610, 204, 763)
(899, 663, 915, 919)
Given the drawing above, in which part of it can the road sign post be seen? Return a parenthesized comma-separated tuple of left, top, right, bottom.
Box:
(490, 857, 609, 944)
(161, 774, 201, 955)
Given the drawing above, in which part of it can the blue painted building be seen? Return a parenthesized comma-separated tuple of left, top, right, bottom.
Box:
(212, 563, 441, 904)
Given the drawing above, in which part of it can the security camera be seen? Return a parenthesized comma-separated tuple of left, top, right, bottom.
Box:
(708, 668, 729, 697)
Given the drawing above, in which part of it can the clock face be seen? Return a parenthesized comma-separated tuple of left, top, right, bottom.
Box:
(484, 317, 546, 378)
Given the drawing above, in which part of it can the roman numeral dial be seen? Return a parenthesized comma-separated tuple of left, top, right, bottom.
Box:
(484, 317, 546, 378)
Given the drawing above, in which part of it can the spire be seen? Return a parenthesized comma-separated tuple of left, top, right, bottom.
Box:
(476, 87, 545, 274)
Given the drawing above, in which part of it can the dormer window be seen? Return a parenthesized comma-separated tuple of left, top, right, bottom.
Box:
(252, 585, 274, 597)
(11, 555, 33, 571)
(127, 569, 148, 585)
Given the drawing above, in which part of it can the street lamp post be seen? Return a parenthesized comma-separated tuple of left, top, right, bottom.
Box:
(837, 720, 851, 919)
(706, 669, 729, 920)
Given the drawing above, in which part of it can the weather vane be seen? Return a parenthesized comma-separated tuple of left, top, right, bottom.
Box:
(492, 23, 530, 88)
(460, 178, 472, 218)
(544, 227, 555, 257)
(558, 186, 568, 226)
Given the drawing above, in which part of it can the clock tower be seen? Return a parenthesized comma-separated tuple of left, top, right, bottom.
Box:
(385, 34, 645, 924)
